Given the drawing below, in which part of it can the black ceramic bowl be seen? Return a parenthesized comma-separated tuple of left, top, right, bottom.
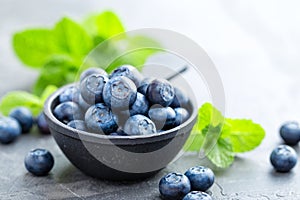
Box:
(44, 84, 197, 181)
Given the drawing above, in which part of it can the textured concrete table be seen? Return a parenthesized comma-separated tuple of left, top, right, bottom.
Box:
(1, 0, 300, 199)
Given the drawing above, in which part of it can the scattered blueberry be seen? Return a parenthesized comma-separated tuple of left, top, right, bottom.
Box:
(148, 106, 176, 130)
(185, 166, 215, 191)
(80, 67, 108, 82)
(124, 115, 156, 136)
(37, 113, 50, 135)
(85, 103, 118, 134)
(80, 74, 108, 105)
(170, 87, 189, 108)
(137, 77, 154, 95)
(59, 86, 80, 104)
(9, 107, 33, 133)
(103, 76, 137, 110)
(0, 117, 21, 144)
(53, 102, 82, 124)
(270, 145, 297, 172)
(279, 121, 300, 146)
(183, 191, 212, 200)
(109, 65, 143, 87)
(146, 78, 175, 107)
(24, 148, 54, 176)
(159, 172, 191, 200)
(67, 120, 87, 131)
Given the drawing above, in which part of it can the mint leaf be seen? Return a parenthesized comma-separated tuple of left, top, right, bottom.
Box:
(83, 11, 125, 41)
(40, 85, 57, 103)
(206, 137, 235, 168)
(13, 29, 56, 67)
(53, 17, 93, 60)
(221, 119, 265, 153)
(196, 102, 224, 131)
(0, 91, 42, 116)
(184, 131, 205, 151)
(33, 56, 77, 95)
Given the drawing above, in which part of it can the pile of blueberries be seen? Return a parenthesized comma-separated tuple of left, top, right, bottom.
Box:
(159, 166, 214, 200)
(0, 107, 50, 144)
(53, 65, 190, 136)
(270, 122, 300, 172)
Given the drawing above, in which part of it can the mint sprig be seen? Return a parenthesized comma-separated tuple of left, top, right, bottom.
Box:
(184, 103, 265, 168)
(12, 11, 160, 96)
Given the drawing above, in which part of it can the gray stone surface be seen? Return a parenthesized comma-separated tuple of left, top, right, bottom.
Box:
(1, 0, 300, 199)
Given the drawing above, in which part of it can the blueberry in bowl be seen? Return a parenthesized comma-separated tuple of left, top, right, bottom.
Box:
(43, 66, 197, 181)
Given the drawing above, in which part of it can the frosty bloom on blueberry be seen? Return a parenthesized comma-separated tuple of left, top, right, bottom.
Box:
(270, 145, 297, 172)
(51, 65, 190, 136)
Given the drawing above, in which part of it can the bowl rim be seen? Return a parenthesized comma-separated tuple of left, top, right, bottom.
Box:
(44, 83, 198, 145)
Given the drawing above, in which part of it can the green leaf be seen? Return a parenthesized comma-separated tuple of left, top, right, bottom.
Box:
(195, 103, 224, 131)
(13, 29, 56, 67)
(83, 11, 125, 40)
(221, 119, 266, 153)
(33, 56, 78, 95)
(53, 17, 93, 59)
(0, 91, 42, 116)
(40, 85, 58, 103)
(184, 131, 205, 151)
(206, 138, 235, 168)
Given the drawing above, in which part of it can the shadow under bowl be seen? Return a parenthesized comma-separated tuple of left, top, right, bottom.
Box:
(44, 84, 198, 181)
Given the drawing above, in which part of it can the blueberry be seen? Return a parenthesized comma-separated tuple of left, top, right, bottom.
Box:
(110, 129, 128, 136)
(137, 77, 154, 95)
(109, 65, 143, 87)
(170, 87, 189, 108)
(80, 67, 108, 82)
(146, 78, 175, 107)
(103, 76, 137, 110)
(173, 108, 190, 127)
(85, 103, 118, 134)
(121, 92, 149, 117)
(279, 122, 300, 146)
(270, 145, 297, 172)
(9, 107, 33, 133)
(124, 115, 156, 136)
(78, 94, 91, 112)
(159, 172, 191, 200)
(24, 148, 54, 176)
(67, 120, 87, 131)
(59, 86, 80, 104)
(80, 74, 108, 105)
(53, 102, 82, 124)
(0, 117, 21, 144)
(37, 113, 50, 135)
(183, 191, 212, 200)
(185, 166, 215, 191)
(148, 106, 176, 130)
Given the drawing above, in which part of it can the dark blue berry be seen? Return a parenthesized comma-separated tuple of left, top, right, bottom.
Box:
(67, 120, 87, 131)
(9, 107, 33, 133)
(103, 76, 137, 110)
(185, 166, 215, 191)
(59, 86, 80, 104)
(137, 77, 154, 95)
(0, 117, 21, 144)
(80, 67, 108, 82)
(270, 145, 297, 172)
(146, 78, 175, 107)
(110, 129, 128, 136)
(53, 102, 82, 124)
(121, 92, 149, 117)
(279, 122, 300, 146)
(148, 106, 176, 130)
(170, 87, 189, 108)
(183, 191, 212, 200)
(109, 65, 143, 87)
(159, 172, 191, 200)
(24, 149, 54, 176)
(85, 103, 118, 134)
(37, 113, 50, 135)
(173, 108, 190, 127)
(80, 74, 108, 105)
(124, 115, 156, 136)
